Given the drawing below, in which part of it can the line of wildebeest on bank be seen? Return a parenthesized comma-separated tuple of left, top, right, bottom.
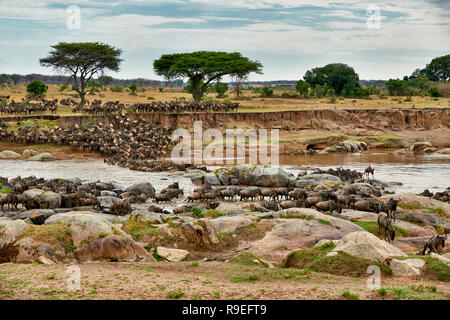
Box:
(0, 95, 240, 115)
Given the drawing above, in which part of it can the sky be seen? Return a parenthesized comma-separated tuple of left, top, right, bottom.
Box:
(0, 0, 449, 81)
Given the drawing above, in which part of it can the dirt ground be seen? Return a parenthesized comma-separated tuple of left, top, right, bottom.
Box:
(0, 261, 448, 300)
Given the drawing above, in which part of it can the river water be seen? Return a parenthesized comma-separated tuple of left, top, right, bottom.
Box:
(1, 151, 449, 194)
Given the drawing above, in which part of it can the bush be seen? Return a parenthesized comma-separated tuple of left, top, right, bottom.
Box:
(129, 83, 137, 95)
(110, 85, 123, 92)
(26, 80, 48, 97)
(260, 86, 274, 97)
(428, 86, 441, 97)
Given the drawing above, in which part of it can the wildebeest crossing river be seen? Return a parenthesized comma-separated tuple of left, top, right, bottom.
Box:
(1, 151, 449, 194)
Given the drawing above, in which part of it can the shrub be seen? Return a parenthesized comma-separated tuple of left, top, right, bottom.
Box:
(110, 85, 123, 92)
(166, 289, 184, 299)
(27, 80, 48, 97)
(260, 86, 274, 97)
(129, 83, 137, 95)
(191, 206, 204, 218)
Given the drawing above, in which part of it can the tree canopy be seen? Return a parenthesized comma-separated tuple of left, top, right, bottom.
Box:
(40, 42, 122, 104)
(303, 63, 360, 96)
(425, 54, 449, 82)
(153, 51, 262, 102)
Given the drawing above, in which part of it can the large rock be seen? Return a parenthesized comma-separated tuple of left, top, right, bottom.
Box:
(45, 211, 116, 246)
(203, 173, 221, 186)
(0, 150, 21, 159)
(231, 165, 294, 187)
(0, 219, 29, 249)
(73, 235, 153, 263)
(410, 141, 432, 152)
(27, 209, 57, 225)
(180, 219, 219, 250)
(125, 182, 155, 197)
(156, 247, 189, 262)
(12, 237, 66, 264)
(430, 252, 450, 266)
(130, 211, 164, 224)
(379, 193, 450, 213)
(21, 189, 61, 209)
(23, 149, 38, 159)
(337, 140, 368, 153)
(390, 258, 424, 277)
(97, 195, 120, 210)
(295, 174, 343, 188)
(247, 208, 364, 255)
(211, 216, 254, 234)
(438, 148, 450, 155)
(27, 152, 54, 161)
(331, 231, 406, 262)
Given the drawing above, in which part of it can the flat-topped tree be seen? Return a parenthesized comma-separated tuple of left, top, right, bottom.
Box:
(40, 42, 123, 105)
(153, 51, 263, 103)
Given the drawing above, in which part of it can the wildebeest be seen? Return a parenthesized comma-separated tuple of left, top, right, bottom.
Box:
(377, 212, 396, 242)
(421, 234, 447, 255)
(385, 198, 399, 221)
(364, 165, 375, 179)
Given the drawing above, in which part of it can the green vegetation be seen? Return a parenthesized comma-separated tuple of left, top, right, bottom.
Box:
(352, 220, 409, 237)
(281, 245, 392, 277)
(230, 252, 269, 268)
(377, 285, 448, 300)
(166, 289, 184, 299)
(154, 51, 263, 102)
(342, 290, 360, 300)
(26, 80, 48, 97)
(152, 248, 165, 262)
(122, 217, 171, 242)
(423, 258, 450, 282)
(40, 42, 123, 105)
(19, 223, 74, 253)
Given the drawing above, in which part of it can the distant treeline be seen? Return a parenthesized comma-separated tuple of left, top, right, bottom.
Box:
(0, 73, 387, 87)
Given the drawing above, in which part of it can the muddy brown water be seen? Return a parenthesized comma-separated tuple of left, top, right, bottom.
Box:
(0, 151, 449, 194)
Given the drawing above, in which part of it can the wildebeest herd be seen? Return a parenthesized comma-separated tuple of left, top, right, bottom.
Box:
(0, 112, 208, 173)
(0, 95, 239, 115)
(72, 100, 240, 114)
(0, 96, 58, 115)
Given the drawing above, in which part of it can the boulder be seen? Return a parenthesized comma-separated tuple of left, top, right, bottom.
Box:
(423, 147, 437, 153)
(125, 182, 155, 197)
(216, 170, 230, 186)
(390, 258, 424, 277)
(12, 237, 66, 264)
(40, 191, 61, 209)
(45, 211, 116, 247)
(73, 235, 153, 263)
(203, 173, 221, 186)
(97, 196, 120, 210)
(379, 193, 450, 213)
(0, 150, 21, 159)
(28, 209, 57, 225)
(27, 152, 54, 161)
(180, 219, 219, 250)
(211, 216, 254, 234)
(430, 252, 450, 266)
(21, 189, 44, 201)
(156, 247, 189, 262)
(130, 211, 164, 224)
(100, 190, 117, 197)
(231, 165, 294, 187)
(337, 140, 367, 153)
(410, 141, 432, 152)
(331, 231, 406, 262)
(295, 174, 343, 188)
(0, 219, 29, 249)
(438, 148, 450, 155)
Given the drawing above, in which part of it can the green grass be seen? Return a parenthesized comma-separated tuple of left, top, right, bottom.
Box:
(318, 219, 331, 226)
(342, 290, 360, 300)
(152, 248, 165, 262)
(122, 217, 171, 242)
(423, 258, 450, 282)
(166, 289, 184, 299)
(379, 285, 449, 300)
(281, 245, 392, 277)
(352, 220, 409, 237)
(230, 252, 269, 268)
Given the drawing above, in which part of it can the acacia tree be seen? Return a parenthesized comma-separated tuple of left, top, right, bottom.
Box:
(425, 54, 449, 82)
(40, 42, 122, 105)
(154, 51, 263, 103)
(304, 63, 360, 96)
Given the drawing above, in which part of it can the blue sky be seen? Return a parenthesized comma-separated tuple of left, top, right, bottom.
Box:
(0, 0, 449, 81)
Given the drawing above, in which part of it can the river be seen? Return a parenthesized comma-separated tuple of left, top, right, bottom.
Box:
(1, 151, 449, 194)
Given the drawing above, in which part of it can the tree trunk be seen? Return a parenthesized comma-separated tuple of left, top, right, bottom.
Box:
(192, 80, 203, 103)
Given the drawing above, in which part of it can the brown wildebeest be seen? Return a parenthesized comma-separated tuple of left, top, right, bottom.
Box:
(364, 165, 374, 179)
